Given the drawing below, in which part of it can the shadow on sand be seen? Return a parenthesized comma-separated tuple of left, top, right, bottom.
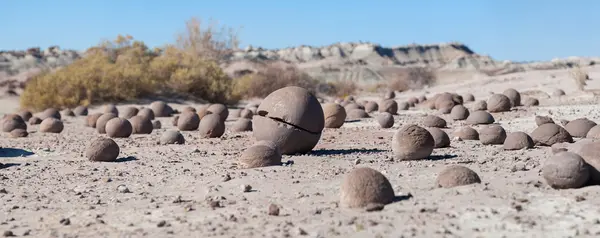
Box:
(115, 156, 138, 163)
(308, 148, 386, 156)
(0, 148, 35, 157)
(426, 154, 458, 161)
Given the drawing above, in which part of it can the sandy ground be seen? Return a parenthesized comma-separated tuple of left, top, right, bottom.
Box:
(2, 66, 600, 238)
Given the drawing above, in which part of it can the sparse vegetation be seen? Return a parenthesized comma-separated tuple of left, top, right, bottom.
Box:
(378, 67, 437, 92)
(231, 62, 319, 99)
(570, 67, 590, 91)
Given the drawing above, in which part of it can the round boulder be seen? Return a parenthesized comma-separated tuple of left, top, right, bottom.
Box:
(391, 124, 434, 161)
(120, 107, 139, 119)
(73, 106, 88, 116)
(347, 109, 369, 119)
(535, 115, 555, 126)
(238, 140, 282, 169)
(454, 126, 479, 140)
(487, 94, 512, 112)
(17, 110, 32, 121)
(10, 129, 28, 138)
(450, 105, 469, 120)
(427, 127, 450, 148)
(159, 130, 185, 145)
(207, 104, 229, 122)
(542, 152, 589, 189)
(436, 165, 481, 188)
(322, 103, 346, 128)
(232, 118, 253, 132)
(61, 108, 75, 117)
(423, 115, 447, 128)
(150, 101, 173, 117)
(86, 137, 120, 162)
(177, 111, 201, 131)
(105, 118, 133, 138)
(471, 100, 487, 111)
(502, 88, 521, 107)
(86, 113, 103, 128)
(137, 108, 155, 121)
(565, 118, 597, 138)
(376, 112, 394, 129)
(479, 125, 507, 145)
(364, 101, 378, 113)
(40, 118, 64, 133)
(129, 115, 153, 134)
(2, 114, 26, 132)
(531, 123, 573, 146)
(503, 132, 534, 150)
(340, 167, 395, 208)
(523, 98, 539, 107)
(198, 114, 226, 138)
(378, 99, 398, 115)
(240, 109, 254, 119)
(552, 89, 565, 97)
(586, 125, 600, 139)
(40, 108, 61, 120)
(103, 104, 119, 115)
(466, 111, 495, 125)
(96, 113, 117, 134)
(462, 93, 475, 102)
(28, 117, 42, 125)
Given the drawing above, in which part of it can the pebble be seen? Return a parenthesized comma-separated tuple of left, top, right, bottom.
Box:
(268, 204, 280, 216)
(117, 185, 131, 193)
(2, 231, 14, 237)
(242, 185, 252, 193)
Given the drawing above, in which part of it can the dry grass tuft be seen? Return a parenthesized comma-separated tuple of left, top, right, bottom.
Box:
(378, 67, 436, 92)
(231, 62, 319, 99)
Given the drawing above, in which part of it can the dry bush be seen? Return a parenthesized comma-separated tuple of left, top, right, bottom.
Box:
(379, 67, 436, 92)
(232, 62, 318, 99)
(21, 18, 240, 111)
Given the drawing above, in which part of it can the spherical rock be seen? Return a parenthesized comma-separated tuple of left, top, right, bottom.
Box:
(535, 115, 555, 126)
(471, 100, 487, 111)
(171, 115, 179, 126)
(86, 137, 120, 162)
(502, 88, 521, 107)
(86, 113, 103, 128)
(10, 128, 28, 138)
(466, 111, 495, 125)
(61, 108, 75, 117)
(378, 99, 398, 115)
(197, 105, 211, 119)
(40, 108, 61, 120)
(567, 141, 600, 184)
(552, 89, 566, 97)
(177, 111, 200, 131)
(565, 118, 597, 138)
(436, 165, 481, 188)
(531, 123, 573, 146)
(232, 118, 253, 132)
(427, 127, 450, 148)
(159, 130, 185, 145)
(434, 93, 462, 113)
(407, 97, 419, 107)
(340, 167, 395, 208)
(40, 118, 64, 133)
(462, 93, 475, 102)
(364, 101, 378, 113)
(105, 118, 133, 138)
(238, 140, 282, 169)
(479, 125, 507, 145)
(96, 113, 117, 134)
(391, 124, 434, 160)
(322, 103, 346, 128)
(523, 98, 539, 106)
(182, 106, 196, 113)
(454, 127, 479, 140)
(152, 120, 161, 129)
(150, 101, 173, 117)
(586, 125, 600, 139)
(450, 105, 469, 120)
(252, 86, 325, 155)
(28, 116, 42, 125)
(240, 109, 254, 119)
(347, 109, 369, 119)
(129, 115, 153, 134)
(423, 115, 447, 128)
(103, 104, 119, 115)
(198, 114, 226, 138)
(207, 104, 229, 121)
(487, 94, 512, 112)
(73, 106, 88, 116)
(398, 102, 409, 111)
(376, 112, 394, 129)
(344, 103, 362, 112)
(384, 91, 395, 99)
(417, 95, 427, 103)
(2, 114, 26, 132)
(120, 107, 139, 119)
(137, 108, 155, 121)
(503, 132, 534, 150)
(542, 152, 589, 189)
(17, 110, 32, 121)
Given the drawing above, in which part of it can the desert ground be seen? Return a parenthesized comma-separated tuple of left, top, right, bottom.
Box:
(2, 65, 600, 238)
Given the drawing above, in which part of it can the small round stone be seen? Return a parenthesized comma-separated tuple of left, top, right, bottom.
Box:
(575, 141, 600, 184)
(10, 129, 28, 138)
(137, 108, 155, 121)
(105, 118, 133, 138)
(502, 88, 521, 107)
(454, 127, 479, 140)
(397, 102, 409, 111)
(586, 125, 600, 139)
(471, 100, 487, 111)
(96, 113, 117, 134)
(150, 101, 173, 117)
(207, 104, 229, 122)
(177, 111, 200, 131)
(347, 109, 370, 119)
(535, 115, 555, 126)
(450, 105, 469, 120)
(129, 115, 153, 134)
(340, 167, 395, 208)
(197, 105, 212, 119)
(523, 98, 539, 106)
(240, 109, 254, 119)
(238, 140, 282, 169)
(466, 110, 495, 125)
(376, 112, 394, 129)
(86, 113, 103, 128)
(86, 137, 120, 162)
(28, 116, 42, 125)
(40, 108, 61, 120)
(487, 94, 512, 112)
(159, 130, 185, 145)
(61, 108, 75, 117)
(565, 118, 597, 138)
(427, 127, 450, 148)
(152, 120, 161, 129)
(479, 125, 507, 145)
(378, 99, 398, 115)
(423, 115, 447, 128)
(322, 103, 346, 128)
(542, 152, 589, 189)
(391, 124, 434, 161)
(198, 114, 225, 138)
(2, 114, 26, 132)
(384, 91, 395, 99)
(462, 93, 475, 102)
(344, 103, 362, 112)
(232, 118, 253, 132)
(73, 106, 88, 116)
(39, 118, 64, 133)
(17, 110, 32, 121)
(531, 123, 573, 146)
(364, 101, 378, 113)
(503, 132, 534, 150)
(120, 107, 139, 119)
(552, 89, 566, 97)
(436, 165, 481, 188)
(103, 104, 119, 115)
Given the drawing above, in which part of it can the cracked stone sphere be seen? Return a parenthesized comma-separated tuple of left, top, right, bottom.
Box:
(531, 123, 573, 146)
(376, 112, 394, 129)
(542, 151, 589, 189)
(105, 118, 133, 138)
(120, 107, 139, 119)
(565, 118, 597, 138)
(253, 86, 325, 155)
(96, 113, 117, 134)
(423, 115, 447, 128)
(427, 127, 450, 148)
(479, 125, 507, 145)
(40, 118, 64, 133)
(2, 114, 26, 132)
(198, 114, 226, 138)
(436, 165, 481, 188)
(466, 111, 495, 125)
(364, 101, 378, 113)
(391, 124, 434, 161)
(86, 137, 120, 162)
(207, 104, 229, 122)
(238, 140, 282, 169)
(129, 115, 153, 134)
(503, 132, 534, 150)
(137, 108, 155, 121)
(177, 111, 201, 131)
(502, 88, 521, 107)
(232, 118, 253, 132)
(150, 101, 173, 117)
(322, 103, 346, 128)
(160, 130, 185, 145)
(340, 167, 395, 209)
(74, 106, 88, 116)
(487, 94, 512, 112)
(378, 99, 398, 115)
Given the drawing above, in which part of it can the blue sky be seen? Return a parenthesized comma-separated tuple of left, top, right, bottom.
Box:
(1, 0, 599, 61)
